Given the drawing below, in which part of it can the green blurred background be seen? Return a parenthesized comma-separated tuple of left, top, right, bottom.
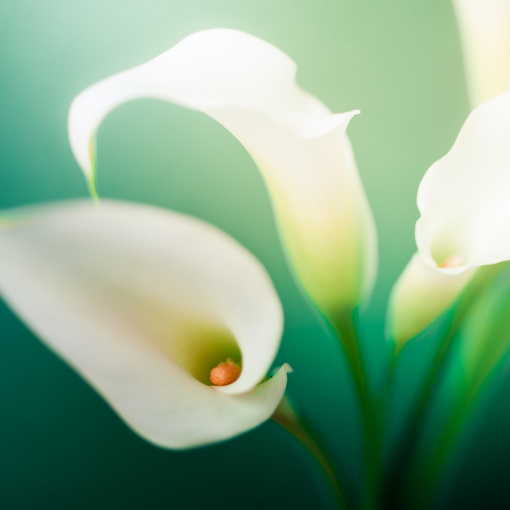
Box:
(1, 0, 509, 508)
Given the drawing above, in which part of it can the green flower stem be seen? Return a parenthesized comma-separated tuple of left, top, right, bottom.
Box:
(413, 311, 510, 509)
(412, 398, 471, 510)
(415, 355, 510, 509)
(382, 324, 459, 509)
(329, 310, 383, 510)
(272, 396, 349, 510)
(383, 263, 506, 509)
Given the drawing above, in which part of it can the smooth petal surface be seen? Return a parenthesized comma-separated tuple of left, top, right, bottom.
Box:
(453, 0, 510, 107)
(68, 28, 377, 317)
(0, 200, 288, 448)
(416, 91, 510, 272)
(388, 254, 475, 347)
(389, 92, 510, 344)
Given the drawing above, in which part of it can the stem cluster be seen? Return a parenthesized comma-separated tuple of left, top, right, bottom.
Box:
(273, 263, 509, 510)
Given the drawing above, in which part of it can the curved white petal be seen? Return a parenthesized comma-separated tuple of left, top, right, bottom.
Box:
(389, 92, 510, 344)
(68, 28, 377, 317)
(453, 0, 510, 107)
(388, 254, 476, 346)
(416, 91, 510, 271)
(0, 200, 287, 448)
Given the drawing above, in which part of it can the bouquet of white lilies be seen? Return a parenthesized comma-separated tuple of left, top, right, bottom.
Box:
(2, 1, 510, 508)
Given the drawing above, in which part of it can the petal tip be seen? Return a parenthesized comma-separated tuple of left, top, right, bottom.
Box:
(282, 363, 293, 373)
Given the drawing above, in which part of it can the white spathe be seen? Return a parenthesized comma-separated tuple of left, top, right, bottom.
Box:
(453, 0, 510, 107)
(68, 28, 377, 319)
(0, 200, 289, 448)
(389, 91, 510, 345)
(389, 255, 476, 347)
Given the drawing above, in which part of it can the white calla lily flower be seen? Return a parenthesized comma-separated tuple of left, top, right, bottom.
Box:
(390, 91, 510, 345)
(68, 28, 377, 319)
(453, 0, 510, 107)
(0, 200, 290, 448)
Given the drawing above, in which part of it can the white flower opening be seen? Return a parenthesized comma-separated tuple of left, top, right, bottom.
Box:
(0, 200, 289, 448)
(390, 91, 510, 345)
(68, 28, 377, 318)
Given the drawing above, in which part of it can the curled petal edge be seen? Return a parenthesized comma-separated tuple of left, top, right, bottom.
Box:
(0, 200, 289, 448)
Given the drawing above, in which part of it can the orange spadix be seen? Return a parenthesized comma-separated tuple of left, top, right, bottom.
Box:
(210, 359, 241, 386)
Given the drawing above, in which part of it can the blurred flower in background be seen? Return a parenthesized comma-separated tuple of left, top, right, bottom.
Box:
(453, 0, 510, 108)
(68, 29, 377, 322)
(389, 91, 510, 345)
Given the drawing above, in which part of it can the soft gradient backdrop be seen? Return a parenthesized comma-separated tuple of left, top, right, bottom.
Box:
(1, 1, 509, 508)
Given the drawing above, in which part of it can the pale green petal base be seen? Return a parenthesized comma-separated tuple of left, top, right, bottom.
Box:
(0, 200, 287, 448)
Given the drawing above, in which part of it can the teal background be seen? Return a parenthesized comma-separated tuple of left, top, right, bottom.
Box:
(1, 0, 510, 508)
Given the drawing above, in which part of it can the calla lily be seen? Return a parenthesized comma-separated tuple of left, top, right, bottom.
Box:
(0, 200, 290, 448)
(453, 0, 510, 107)
(389, 91, 510, 346)
(68, 28, 377, 320)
